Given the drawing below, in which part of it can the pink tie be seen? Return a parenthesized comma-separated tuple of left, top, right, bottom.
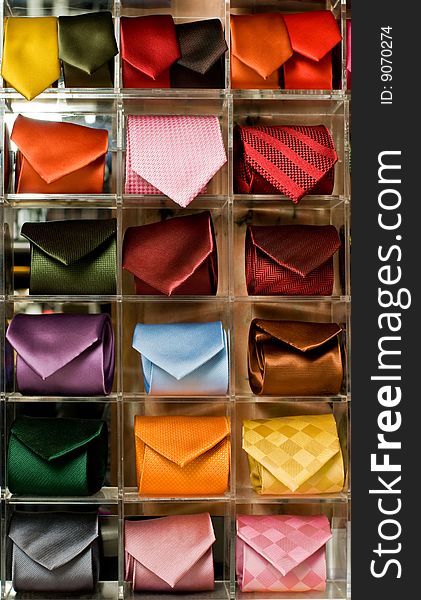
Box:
(125, 513, 215, 592)
(125, 115, 227, 207)
(236, 514, 332, 593)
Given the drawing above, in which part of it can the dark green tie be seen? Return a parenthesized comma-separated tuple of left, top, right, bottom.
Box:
(8, 416, 108, 496)
(58, 11, 118, 87)
(21, 218, 116, 295)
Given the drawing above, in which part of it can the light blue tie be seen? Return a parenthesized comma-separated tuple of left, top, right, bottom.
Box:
(132, 321, 229, 395)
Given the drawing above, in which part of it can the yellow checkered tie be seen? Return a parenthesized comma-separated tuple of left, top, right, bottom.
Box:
(243, 414, 345, 494)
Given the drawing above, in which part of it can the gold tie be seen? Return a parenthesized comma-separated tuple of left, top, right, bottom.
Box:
(2, 17, 61, 101)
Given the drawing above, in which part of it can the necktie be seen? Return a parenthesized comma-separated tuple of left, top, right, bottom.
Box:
(21, 219, 116, 295)
(8, 416, 108, 496)
(234, 124, 337, 202)
(9, 513, 99, 592)
(230, 13, 292, 89)
(236, 515, 332, 592)
(243, 414, 345, 494)
(123, 211, 218, 295)
(1, 17, 60, 100)
(171, 19, 227, 88)
(125, 514, 215, 592)
(121, 16, 180, 88)
(283, 11, 342, 89)
(125, 115, 227, 206)
(58, 12, 118, 87)
(245, 224, 341, 295)
(347, 20, 352, 88)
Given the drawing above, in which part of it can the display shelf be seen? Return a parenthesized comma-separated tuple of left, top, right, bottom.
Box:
(4, 487, 119, 505)
(3, 582, 119, 600)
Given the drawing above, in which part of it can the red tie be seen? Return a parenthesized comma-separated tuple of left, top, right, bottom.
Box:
(234, 124, 337, 203)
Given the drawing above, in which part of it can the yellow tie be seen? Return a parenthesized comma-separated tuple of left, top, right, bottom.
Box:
(2, 17, 61, 101)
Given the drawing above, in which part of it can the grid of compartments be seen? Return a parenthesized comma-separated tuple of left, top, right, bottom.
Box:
(0, 1, 351, 599)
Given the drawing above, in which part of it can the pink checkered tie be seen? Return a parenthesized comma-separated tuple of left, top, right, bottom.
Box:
(125, 115, 227, 207)
(236, 514, 332, 593)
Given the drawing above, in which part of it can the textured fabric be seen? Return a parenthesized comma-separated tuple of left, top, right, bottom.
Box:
(22, 219, 116, 295)
(123, 211, 217, 295)
(132, 321, 228, 395)
(125, 115, 227, 206)
(248, 319, 343, 396)
(283, 11, 341, 90)
(9, 512, 99, 592)
(243, 414, 345, 494)
(347, 20, 352, 89)
(234, 124, 337, 203)
(236, 515, 332, 592)
(245, 224, 340, 295)
(58, 12, 117, 87)
(6, 313, 115, 396)
(121, 15, 180, 88)
(230, 13, 292, 89)
(125, 514, 215, 591)
(1, 17, 60, 101)
(134, 416, 230, 496)
(8, 416, 108, 496)
(11, 115, 108, 194)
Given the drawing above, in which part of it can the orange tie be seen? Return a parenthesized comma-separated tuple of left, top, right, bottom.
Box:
(230, 13, 292, 89)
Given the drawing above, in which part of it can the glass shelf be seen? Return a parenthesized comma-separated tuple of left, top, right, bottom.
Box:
(4, 487, 119, 504)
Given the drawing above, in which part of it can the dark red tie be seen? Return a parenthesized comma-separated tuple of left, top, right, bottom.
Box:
(234, 124, 337, 202)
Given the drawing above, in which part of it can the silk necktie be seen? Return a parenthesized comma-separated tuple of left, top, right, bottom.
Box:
(282, 11, 342, 89)
(230, 13, 292, 89)
(22, 219, 116, 295)
(6, 313, 115, 396)
(243, 414, 345, 494)
(125, 514, 215, 591)
(132, 321, 228, 395)
(123, 211, 217, 295)
(245, 224, 341, 295)
(121, 15, 180, 88)
(347, 20, 352, 89)
(9, 513, 99, 592)
(2, 17, 60, 100)
(58, 12, 118, 87)
(236, 515, 332, 592)
(8, 416, 108, 496)
(134, 415, 230, 496)
(234, 124, 337, 202)
(248, 319, 343, 396)
(125, 115, 227, 206)
(171, 19, 227, 88)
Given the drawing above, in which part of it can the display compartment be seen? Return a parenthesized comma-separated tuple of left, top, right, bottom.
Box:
(235, 500, 349, 600)
(233, 99, 347, 198)
(233, 197, 349, 298)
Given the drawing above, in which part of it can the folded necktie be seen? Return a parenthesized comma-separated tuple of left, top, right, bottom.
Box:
(11, 115, 108, 194)
(8, 416, 108, 495)
(121, 15, 180, 88)
(125, 514, 215, 591)
(125, 115, 227, 206)
(234, 124, 337, 202)
(132, 321, 228, 395)
(236, 515, 332, 592)
(1, 17, 60, 100)
(171, 19, 227, 88)
(123, 211, 217, 295)
(134, 415, 230, 495)
(58, 12, 118, 87)
(245, 224, 341, 295)
(347, 20, 352, 89)
(248, 319, 343, 396)
(6, 313, 115, 396)
(9, 513, 99, 592)
(243, 414, 345, 494)
(283, 11, 342, 89)
(230, 13, 292, 89)
(21, 219, 116, 295)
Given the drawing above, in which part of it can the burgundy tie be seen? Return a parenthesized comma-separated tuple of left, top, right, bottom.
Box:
(234, 124, 337, 203)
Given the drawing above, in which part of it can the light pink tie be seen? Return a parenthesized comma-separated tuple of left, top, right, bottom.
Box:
(125, 115, 227, 207)
(125, 513, 215, 592)
(236, 514, 332, 593)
